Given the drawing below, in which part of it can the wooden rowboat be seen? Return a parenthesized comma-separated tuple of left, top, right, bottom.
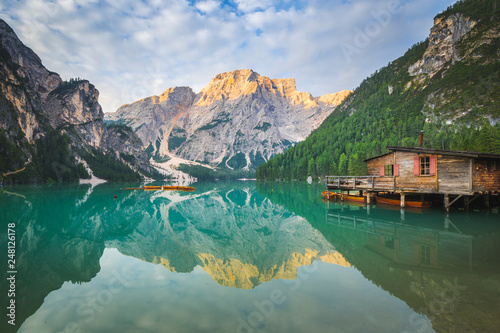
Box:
(144, 186, 162, 189)
(321, 191, 366, 203)
(162, 186, 195, 192)
(321, 191, 335, 199)
(376, 196, 431, 208)
(121, 187, 143, 190)
(178, 186, 195, 192)
(336, 193, 366, 203)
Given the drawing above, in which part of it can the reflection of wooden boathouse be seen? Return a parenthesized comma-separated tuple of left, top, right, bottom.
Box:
(325, 205, 500, 271)
(325, 146, 500, 211)
(322, 205, 500, 331)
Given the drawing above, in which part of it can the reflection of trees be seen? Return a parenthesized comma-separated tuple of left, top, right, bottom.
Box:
(256, 181, 500, 333)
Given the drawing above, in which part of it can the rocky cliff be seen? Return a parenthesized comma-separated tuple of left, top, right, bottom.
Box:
(0, 19, 59, 172)
(106, 69, 351, 172)
(408, 13, 477, 77)
(0, 19, 155, 181)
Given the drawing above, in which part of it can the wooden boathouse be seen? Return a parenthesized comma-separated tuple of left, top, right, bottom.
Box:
(325, 146, 500, 211)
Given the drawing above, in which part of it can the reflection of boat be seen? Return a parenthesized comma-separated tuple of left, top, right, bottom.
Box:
(376, 195, 431, 208)
(163, 186, 195, 192)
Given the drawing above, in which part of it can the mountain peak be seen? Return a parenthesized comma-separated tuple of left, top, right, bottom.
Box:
(106, 69, 348, 172)
(317, 89, 353, 106)
(195, 69, 318, 107)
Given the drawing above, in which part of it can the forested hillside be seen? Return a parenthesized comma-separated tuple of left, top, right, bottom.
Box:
(257, 0, 500, 181)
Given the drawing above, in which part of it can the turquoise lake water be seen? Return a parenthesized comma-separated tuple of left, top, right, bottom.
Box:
(1, 181, 500, 333)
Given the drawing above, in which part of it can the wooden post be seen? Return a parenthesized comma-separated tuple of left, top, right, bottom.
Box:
(485, 194, 490, 211)
(469, 159, 473, 193)
(444, 194, 450, 213)
(367, 192, 371, 204)
(400, 193, 405, 208)
(464, 196, 470, 212)
(341, 190, 344, 202)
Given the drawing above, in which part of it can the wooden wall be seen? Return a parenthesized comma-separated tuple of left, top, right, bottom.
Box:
(437, 156, 471, 194)
(367, 153, 396, 190)
(473, 158, 500, 192)
(395, 151, 437, 192)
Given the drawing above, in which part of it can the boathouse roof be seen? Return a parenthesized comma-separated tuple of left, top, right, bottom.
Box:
(364, 146, 500, 162)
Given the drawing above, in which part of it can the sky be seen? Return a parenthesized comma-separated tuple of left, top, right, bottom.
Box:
(0, 0, 456, 113)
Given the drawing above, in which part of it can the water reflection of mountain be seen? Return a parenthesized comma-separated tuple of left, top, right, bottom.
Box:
(0, 185, 105, 332)
(256, 182, 500, 333)
(0, 182, 348, 330)
(107, 183, 349, 289)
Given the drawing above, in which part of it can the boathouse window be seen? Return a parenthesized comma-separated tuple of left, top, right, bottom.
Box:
(380, 164, 399, 176)
(385, 164, 394, 176)
(420, 244, 431, 265)
(413, 156, 436, 176)
(420, 157, 430, 175)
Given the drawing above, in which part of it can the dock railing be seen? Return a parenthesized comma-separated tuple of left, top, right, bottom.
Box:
(325, 176, 378, 190)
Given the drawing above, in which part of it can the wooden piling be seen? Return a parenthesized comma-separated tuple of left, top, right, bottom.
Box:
(464, 196, 470, 211)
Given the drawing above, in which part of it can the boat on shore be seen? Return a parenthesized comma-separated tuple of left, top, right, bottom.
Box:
(376, 196, 431, 208)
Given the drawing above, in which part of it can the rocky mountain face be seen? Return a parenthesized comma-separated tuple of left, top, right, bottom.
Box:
(106, 69, 351, 171)
(408, 13, 477, 77)
(0, 19, 59, 169)
(42, 80, 107, 148)
(0, 19, 154, 181)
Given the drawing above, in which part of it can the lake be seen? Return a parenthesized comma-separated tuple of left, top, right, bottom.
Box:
(1, 181, 500, 333)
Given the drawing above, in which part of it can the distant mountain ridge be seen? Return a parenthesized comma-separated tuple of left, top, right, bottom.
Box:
(106, 69, 351, 173)
(257, 0, 500, 180)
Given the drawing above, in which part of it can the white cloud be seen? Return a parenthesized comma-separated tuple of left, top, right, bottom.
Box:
(195, 0, 219, 13)
(0, 0, 454, 113)
(234, 0, 274, 13)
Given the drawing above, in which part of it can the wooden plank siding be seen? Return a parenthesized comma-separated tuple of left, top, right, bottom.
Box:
(366, 152, 439, 193)
(395, 152, 437, 192)
(437, 156, 471, 194)
(473, 158, 500, 192)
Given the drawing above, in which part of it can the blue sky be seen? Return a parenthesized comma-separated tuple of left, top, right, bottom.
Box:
(0, 0, 456, 113)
